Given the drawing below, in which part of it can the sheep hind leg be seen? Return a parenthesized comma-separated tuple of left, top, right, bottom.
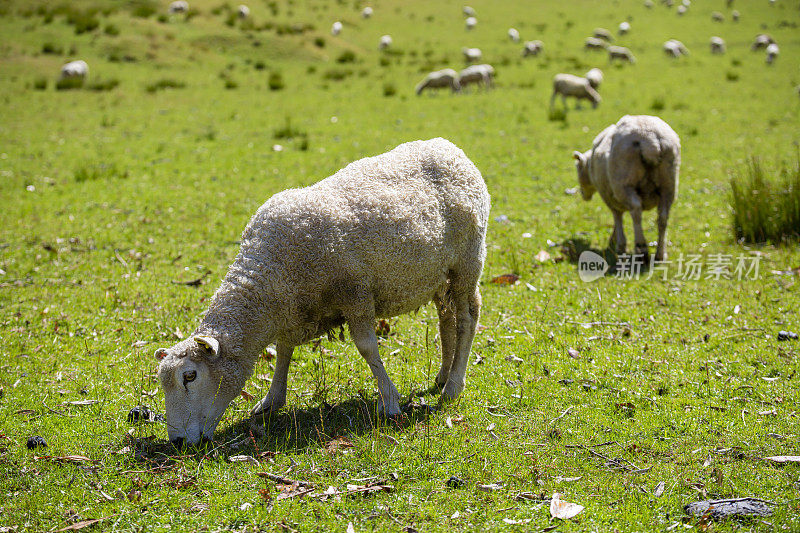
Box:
(655, 195, 673, 261)
(624, 188, 649, 261)
(348, 317, 402, 417)
(434, 294, 457, 388)
(610, 209, 626, 254)
(250, 343, 293, 417)
(441, 283, 481, 402)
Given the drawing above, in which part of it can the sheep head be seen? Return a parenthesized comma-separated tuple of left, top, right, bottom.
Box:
(155, 335, 245, 446)
(573, 151, 596, 200)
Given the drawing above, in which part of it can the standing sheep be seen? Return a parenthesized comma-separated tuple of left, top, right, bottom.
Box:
(711, 11, 724, 22)
(459, 64, 495, 90)
(709, 36, 726, 54)
(362, 6, 373, 18)
(168, 1, 189, 14)
(663, 39, 689, 57)
(58, 60, 88, 88)
(732, 10, 740, 21)
(593, 28, 614, 42)
(379, 35, 392, 50)
(766, 43, 779, 64)
(415, 69, 461, 95)
(331, 21, 343, 36)
(463, 6, 476, 16)
(618, 21, 631, 35)
(608, 45, 636, 63)
(584, 37, 608, 50)
(237, 5, 249, 18)
(677, 5, 687, 15)
(462, 47, 482, 62)
(465, 16, 477, 30)
(751, 34, 775, 50)
(522, 40, 543, 56)
(551, 73, 601, 109)
(508, 28, 520, 42)
(573, 115, 680, 262)
(585, 68, 603, 89)
(154, 138, 490, 445)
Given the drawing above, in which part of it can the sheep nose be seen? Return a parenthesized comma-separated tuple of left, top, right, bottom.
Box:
(170, 437, 185, 449)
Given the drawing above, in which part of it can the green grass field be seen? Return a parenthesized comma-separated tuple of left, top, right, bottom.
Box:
(1, 0, 799, 531)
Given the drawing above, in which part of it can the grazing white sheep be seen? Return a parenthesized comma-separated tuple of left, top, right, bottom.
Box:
(551, 73, 602, 109)
(465, 16, 477, 30)
(682, 0, 690, 6)
(663, 39, 689, 57)
(608, 45, 636, 64)
(751, 33, 775, 51)
(416, 69, 461, 95)
(663, 0, 674, 6)
(462, 47, 482, 62)
(459, 64, 495, 90)
(644, 0, 654, 8)
(573, 115, 680, 262)
(618, 21, 631, 35)
(237, 5, 249, 18)
(585, 68, 603, 89)
(710, 36, 726, 54)
(711, 11, 724, 22)
(766, 43, 779, 64)
(361, 6, 373, 18)
(508, 28, 520, 42)
(331, 21, 343, 36)
(60, 60, 88, 82)
(593, 28, 613, 42)
(463, 6, 476, 16)
(732, 10, 739, 21)
(378, 35, 392, 50)
(677, 5, 687, 15)
(584, 37, 608, 50)
(522, 40, 544, 56)
(154, 138, 490, 445)
(168, 1, 189, 14)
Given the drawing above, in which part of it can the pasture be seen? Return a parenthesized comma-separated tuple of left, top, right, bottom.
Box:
(1, 0, 799, 530)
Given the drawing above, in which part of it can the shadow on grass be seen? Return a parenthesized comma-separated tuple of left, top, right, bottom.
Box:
(129, 389, 439, 465)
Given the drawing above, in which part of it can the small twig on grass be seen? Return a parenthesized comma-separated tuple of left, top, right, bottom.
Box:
(434, 452, 476, 465)
(114, 250, 130, 270)
(549, 406, 573, 424)
(257, 472, 314, 488)
(171, 270, 211, 287)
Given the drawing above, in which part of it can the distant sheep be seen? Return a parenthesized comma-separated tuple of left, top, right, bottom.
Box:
(677, 5, 687, 15)
(416, 69, 461, 95)
(459, 64, 495, 90)
(59, 60, 88, 87)
(154, 138, 490, 444)
(462, 47, 482, 62)
(237, 5, 249, 18)
(732, 10, 740, 21)
(663, 39, 689, 57)
(551, 73, 601, 109)
(331, 21, 342, 36)
(362, 6, 373, 18)
(573, 115, 680, 262)
(168, 1, 189, 14)
(644, 0, 654, 8)
(710, 36, 726, 54)
(585, 37, 608, 50)
(522, 40, 543, 56)
(585, 68, 603, 89)
(593, 28, 613, 42)
(711, 11, 724, 22)
(379, 35, 392, 50)
(766, 43, 779, 64)
(508, 28, 520, 42)
(618, 21, 631, 35)
(463, 6, 476, 16)
(608, 45, 636, 63)
(751, 34, 775, 51)
(465, 16, 477, 30)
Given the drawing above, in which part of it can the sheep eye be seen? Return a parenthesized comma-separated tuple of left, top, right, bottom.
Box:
(183, 370, 197, 386)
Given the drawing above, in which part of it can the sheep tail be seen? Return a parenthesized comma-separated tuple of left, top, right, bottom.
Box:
(635, 134, 664, 167)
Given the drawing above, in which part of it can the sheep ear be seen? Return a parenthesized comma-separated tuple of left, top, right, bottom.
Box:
(194, 335, 220, 357)
(154, 348, 169, 361)
(572, 151, 583, 161)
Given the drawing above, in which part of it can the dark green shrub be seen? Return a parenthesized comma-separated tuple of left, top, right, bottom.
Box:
(56, 77, 85, 90)
(33, 77, 48, 90)
(314, 37, 325, 48)
(547, 107, 567, 123)
(726, 70, 739, 82)
(87, 79, 120, 91)
(104, 24, 120, 36)
(730, 155, 800, 244)
(145, 78, 186, 92)
(336, 50, 356, 64)
(650, 97, 665, 111)
(42, 42, 63, 55)
(383, 82, 396, 97)
(268, 71, 284, 91)
(129, 0, 158, 18)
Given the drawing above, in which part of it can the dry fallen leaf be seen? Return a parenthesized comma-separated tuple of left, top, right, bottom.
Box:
(653, 481, 665, 497)
(490, 273, 520, 285)
(229, 455, 259, 466)
(325, 436, 354, 454)
(65, 400, 99, 406)
(477, 483, 503, 492)
(54, 517, 113, 532)
(550, 492, 584, 520)
(37, 455, 94, 464)
(240, 390, 255, 401)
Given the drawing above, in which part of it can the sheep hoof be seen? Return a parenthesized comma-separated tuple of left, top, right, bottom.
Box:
(440, 380, 464, 402)
(250, 395, 285, 417)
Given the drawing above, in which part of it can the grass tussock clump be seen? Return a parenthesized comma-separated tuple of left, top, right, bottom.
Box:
(145, 78, 186, 92)
(730, 155, 800, 244)
(55, 77, 85, 90)
(74, 162, 127, 183)
(87, 78, 120, 92)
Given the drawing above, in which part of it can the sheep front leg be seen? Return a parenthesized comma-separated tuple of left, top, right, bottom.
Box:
(250, 343, 293, 416)
(349, 318, 402, 417)
(655, 195, 673, 261)
(441, 288, 481, 402)
(625, 188, 649, 259)
(435, 296, 457, 388)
